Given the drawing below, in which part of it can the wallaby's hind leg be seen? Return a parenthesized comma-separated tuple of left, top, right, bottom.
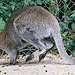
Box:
(42, 38, 54, 50)
(39, 38, 55, 62)
(9, 49, 19, 65)
(16, 28, 47, 62)
(26, 40, 47, 62)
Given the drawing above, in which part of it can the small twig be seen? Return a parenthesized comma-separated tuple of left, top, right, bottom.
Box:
(64, 1, 71, 14)
(64, 1, 71, 20)
(54, 0, 61, 22)
(55, 0, 58, 15)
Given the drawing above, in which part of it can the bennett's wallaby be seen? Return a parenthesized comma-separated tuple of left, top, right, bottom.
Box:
(0, 6, 75, 65)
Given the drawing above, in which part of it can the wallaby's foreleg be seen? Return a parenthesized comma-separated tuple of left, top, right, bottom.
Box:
(9, 49, 19, 65)
(39, 38, 55, 62)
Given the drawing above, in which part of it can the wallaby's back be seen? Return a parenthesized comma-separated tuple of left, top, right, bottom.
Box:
(13, 6, 59, 40)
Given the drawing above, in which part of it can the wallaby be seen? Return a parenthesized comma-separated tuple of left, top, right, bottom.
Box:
(0, 6, 75, 65)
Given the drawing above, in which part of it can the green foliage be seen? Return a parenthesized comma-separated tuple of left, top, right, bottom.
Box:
(0, 0, 75, 55)
(0, 18, 5, 32)
(71, 10, 75, 17)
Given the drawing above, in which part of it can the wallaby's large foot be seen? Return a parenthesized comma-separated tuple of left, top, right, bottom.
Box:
(39, 53, 46, 62)
(26, 54, 34, 62)
(39, 50, 49, 62)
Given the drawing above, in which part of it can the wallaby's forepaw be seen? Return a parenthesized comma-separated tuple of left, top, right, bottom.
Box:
(26, 54, 34, 62)
(9, 62, 16, 65)
(39, 54, 46, 62)
(10, 61, 19, 65)
(10, 60, 17, 65)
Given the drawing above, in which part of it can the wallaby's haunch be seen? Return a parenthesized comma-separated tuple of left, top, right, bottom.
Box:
(0, 6, 75, 65)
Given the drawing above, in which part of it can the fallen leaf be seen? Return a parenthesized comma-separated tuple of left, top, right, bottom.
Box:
(34, 72, 39, 74)
(57, 71, 64, 75)
(13, 68, 19, 71)
(56, 54, 60, 57)
(36, 56, 39, 58)
(66, 73, 72, 75)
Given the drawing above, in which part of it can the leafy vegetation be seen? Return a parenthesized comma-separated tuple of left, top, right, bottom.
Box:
(0, 0, 75, 55)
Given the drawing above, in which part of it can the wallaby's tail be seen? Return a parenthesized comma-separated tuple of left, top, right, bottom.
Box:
(52, 30, 75, 64)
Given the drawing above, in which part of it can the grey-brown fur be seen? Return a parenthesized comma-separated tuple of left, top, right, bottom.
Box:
(0, 6, 75, 65)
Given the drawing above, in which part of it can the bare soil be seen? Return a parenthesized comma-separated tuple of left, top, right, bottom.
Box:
(0, 54, 75, 75)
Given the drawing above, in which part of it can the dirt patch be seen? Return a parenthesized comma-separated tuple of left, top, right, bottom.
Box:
(0, 54, 75, 75)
